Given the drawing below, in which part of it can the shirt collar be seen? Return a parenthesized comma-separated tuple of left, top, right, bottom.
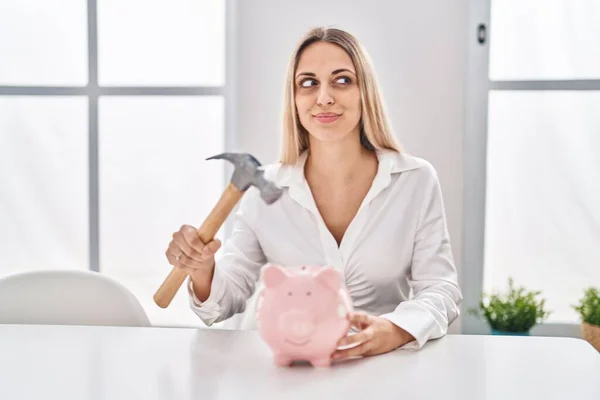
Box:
(272, 149, 423, 188)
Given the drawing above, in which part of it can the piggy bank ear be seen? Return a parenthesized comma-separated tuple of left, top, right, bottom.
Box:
(315, 267, 341, 291)
(262, 264, 287, 288)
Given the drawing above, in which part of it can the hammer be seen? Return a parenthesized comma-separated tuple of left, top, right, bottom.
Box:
(153, 152, 283, 309)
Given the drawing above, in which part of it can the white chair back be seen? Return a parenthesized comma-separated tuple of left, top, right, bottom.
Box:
(0, 270, 150, 327)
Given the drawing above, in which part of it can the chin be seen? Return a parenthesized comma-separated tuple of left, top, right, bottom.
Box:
(310, 132, 346, 143)
(308, 126, 356, 143)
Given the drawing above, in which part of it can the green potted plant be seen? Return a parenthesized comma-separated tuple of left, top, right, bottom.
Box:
(469, 278, 551, 335)
(572, 287, 600, 351)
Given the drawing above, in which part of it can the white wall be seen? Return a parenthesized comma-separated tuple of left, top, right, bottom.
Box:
(230, 0, 469, 332)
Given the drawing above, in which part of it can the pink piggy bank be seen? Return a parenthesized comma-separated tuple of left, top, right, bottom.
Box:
(255, 264, 354, 367)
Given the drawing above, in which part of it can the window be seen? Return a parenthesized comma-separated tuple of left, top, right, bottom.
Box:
(464, 0, 600, 333)
(485, 91, 600, 323)
(489, 0, 600, 81)
(0, 96, 89, 276)
(0, 0, 227, 328)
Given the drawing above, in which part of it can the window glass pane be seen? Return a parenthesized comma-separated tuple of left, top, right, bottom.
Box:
(0, 97, 89, 278)
(490, 0, 600, 80)
(97, 0, 225, 86)
(0, 0, 88, 86)
(484, 91, 600, 323)
(99, 96, 225, 327)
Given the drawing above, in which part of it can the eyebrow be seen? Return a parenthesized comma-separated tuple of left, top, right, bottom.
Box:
(295, 68, 356, 79)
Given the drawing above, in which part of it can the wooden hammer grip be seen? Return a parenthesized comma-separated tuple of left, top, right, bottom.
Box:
(153, 183, 244, 308)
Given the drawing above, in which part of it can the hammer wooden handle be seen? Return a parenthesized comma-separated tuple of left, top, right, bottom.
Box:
(153, 182, 244, 308)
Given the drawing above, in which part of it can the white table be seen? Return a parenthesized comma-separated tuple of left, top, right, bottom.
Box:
(0, 324, 598, 400)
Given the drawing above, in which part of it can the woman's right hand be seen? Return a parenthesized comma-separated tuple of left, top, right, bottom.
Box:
(165, 224, 222, 276)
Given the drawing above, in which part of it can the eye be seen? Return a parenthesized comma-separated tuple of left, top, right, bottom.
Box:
(288, 291, 293, 296)
(334, 76, 351, 84)
(306, 291, 311, 296)
(299, 78, 317, 88)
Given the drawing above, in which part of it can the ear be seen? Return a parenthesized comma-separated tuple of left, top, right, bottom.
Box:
(262, 264, 287, 288)
(315, 267, 341, 291)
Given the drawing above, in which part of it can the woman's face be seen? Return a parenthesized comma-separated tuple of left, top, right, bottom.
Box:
(294, 41, 361, 145)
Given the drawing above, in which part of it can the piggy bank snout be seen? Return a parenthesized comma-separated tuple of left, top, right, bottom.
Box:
(279, 310, 316, 341)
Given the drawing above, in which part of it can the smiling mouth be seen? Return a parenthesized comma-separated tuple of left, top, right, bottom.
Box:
(284, 338, 311, 346)
(313, 113, 341, 124)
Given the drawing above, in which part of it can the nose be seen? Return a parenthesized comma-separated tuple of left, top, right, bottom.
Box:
(279, 310, 316, 341)
(316, 86, 334, 106)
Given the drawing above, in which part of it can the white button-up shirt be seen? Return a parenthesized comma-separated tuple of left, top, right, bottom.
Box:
(188, 149, 462, 350)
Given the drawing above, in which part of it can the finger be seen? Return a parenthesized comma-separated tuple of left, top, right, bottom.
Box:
(165, 250, 180, 267)
(178, 254, 204, 270)
(165, 250, 197, 272)
(174, 230, 204, 262)
(206, 238, 222, 253)
(166, 239, 188, 262)
(166, 241, 182, 260)
(181, 225, 205, 249)
(181, 225, 206, 251)
(178, 239, 220, 270)
(332, 339, 373, 360)
(200, 239, 222, 261)
(338, 326, 375, 348)
(348, 311, 376, 330)
(166, 239, 202, 270)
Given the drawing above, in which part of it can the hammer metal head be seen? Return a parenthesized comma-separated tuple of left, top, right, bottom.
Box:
(207, 152, 284, 204)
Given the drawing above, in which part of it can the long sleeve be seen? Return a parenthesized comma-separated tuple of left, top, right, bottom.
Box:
(380, 167, 462, 349)
(188, 189, 267, 326)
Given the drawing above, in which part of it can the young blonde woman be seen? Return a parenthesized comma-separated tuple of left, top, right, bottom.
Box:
(165, 27, 462, 360)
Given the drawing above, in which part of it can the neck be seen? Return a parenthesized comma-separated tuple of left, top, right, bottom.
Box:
(305, 131, 377, 184)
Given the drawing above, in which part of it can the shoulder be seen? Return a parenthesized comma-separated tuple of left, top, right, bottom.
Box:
(380, 152, 447, 215)
(378, 150, 444, 208)
(379, 150, 440, 183)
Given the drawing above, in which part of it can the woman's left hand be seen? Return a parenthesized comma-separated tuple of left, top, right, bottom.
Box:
(332, 311, 416, 361)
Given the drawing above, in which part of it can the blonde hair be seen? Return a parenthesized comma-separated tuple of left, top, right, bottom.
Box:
(279, 27, 402, 165)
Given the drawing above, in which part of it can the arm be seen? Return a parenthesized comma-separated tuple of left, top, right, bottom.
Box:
(187, 190, 267, 326)
(380, 167, 463, 349)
